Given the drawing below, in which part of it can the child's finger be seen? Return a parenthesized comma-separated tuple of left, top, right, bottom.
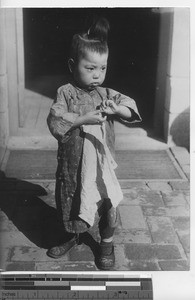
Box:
(94, 110, 101, 114)
(102, 107, 111, 113)
(99, 115, 107, 123)
(107, 99, 115, 107)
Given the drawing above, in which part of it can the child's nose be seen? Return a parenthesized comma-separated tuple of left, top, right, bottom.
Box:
(93, 71, 100, 79)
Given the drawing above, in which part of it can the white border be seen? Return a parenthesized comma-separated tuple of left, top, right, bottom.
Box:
(0, 0, 194, 8)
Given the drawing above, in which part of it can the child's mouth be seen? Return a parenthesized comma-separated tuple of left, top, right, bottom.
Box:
(86, 83, 101, 91)
(91, 82, 100, 86)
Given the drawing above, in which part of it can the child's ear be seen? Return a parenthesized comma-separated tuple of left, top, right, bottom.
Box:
(68, 58, 75, 73)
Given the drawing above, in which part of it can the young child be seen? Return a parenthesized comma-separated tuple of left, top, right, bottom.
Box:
(47, 17, 141, 270)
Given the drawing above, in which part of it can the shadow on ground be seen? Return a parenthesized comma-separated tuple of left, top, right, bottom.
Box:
(0, 171, 99, 260)
(0, 171, 62, 249)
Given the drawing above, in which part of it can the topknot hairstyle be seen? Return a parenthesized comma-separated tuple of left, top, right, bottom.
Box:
(87, 16, 110, 42)
(70, 17, 110, 61)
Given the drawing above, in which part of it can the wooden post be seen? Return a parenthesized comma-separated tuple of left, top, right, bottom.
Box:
(0, 9, 9, 163)
(5, 8, 25, 136)
(16, 8, 25, 127)
(153, 8, 174, 139)
(154, 8, 190, 148)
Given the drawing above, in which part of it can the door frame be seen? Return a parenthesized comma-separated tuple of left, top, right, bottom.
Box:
(5, 8, 25, 136)
(6, 8, 173, 140)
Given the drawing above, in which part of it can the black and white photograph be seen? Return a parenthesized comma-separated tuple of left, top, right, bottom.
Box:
(0, 2, 194, 298)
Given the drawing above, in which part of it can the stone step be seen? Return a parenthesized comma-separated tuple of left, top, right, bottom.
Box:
(114, 121, 147, 136)
(115, 135, 168, 150)
(8, 133, 168, 151)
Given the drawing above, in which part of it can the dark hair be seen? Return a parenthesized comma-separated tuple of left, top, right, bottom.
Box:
(70, 17, 110, 61)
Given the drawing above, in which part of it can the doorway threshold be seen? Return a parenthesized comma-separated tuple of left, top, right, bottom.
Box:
(7, 133, 168, 151)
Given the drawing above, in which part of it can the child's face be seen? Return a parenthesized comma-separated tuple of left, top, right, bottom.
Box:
(72, 50, 108, 91)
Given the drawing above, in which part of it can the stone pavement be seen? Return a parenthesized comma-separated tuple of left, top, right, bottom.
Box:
(0, 147, 190, 272)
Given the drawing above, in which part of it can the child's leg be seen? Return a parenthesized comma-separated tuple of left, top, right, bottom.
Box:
(97, 199, 119, 269)
(99, 205, 119, 242)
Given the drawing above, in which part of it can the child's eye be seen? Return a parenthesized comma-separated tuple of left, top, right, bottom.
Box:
(86, 67, 94, 71)
(101, 67, 107, 71)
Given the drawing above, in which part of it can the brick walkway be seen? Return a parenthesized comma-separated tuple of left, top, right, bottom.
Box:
(0, 147, 190, 271)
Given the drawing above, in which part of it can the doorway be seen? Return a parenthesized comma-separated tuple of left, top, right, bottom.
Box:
(23, 8, 160, 129)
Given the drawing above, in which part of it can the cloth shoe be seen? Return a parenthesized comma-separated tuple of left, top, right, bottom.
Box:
(47, 234, 79, 258)
(97, 241, 115, 270)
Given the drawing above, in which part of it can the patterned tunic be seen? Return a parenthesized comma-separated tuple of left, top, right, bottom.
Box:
(47, 83, 141, 233)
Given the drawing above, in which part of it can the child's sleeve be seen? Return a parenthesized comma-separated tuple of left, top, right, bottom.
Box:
(47, 86, 79, 142)
(107, 88, 142, 123)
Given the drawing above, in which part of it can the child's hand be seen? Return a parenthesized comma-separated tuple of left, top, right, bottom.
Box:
(83, 110, 107, 125)
(100, 99, 119, 115)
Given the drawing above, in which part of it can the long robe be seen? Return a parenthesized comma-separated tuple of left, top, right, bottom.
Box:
(47, 83, 141, 233)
